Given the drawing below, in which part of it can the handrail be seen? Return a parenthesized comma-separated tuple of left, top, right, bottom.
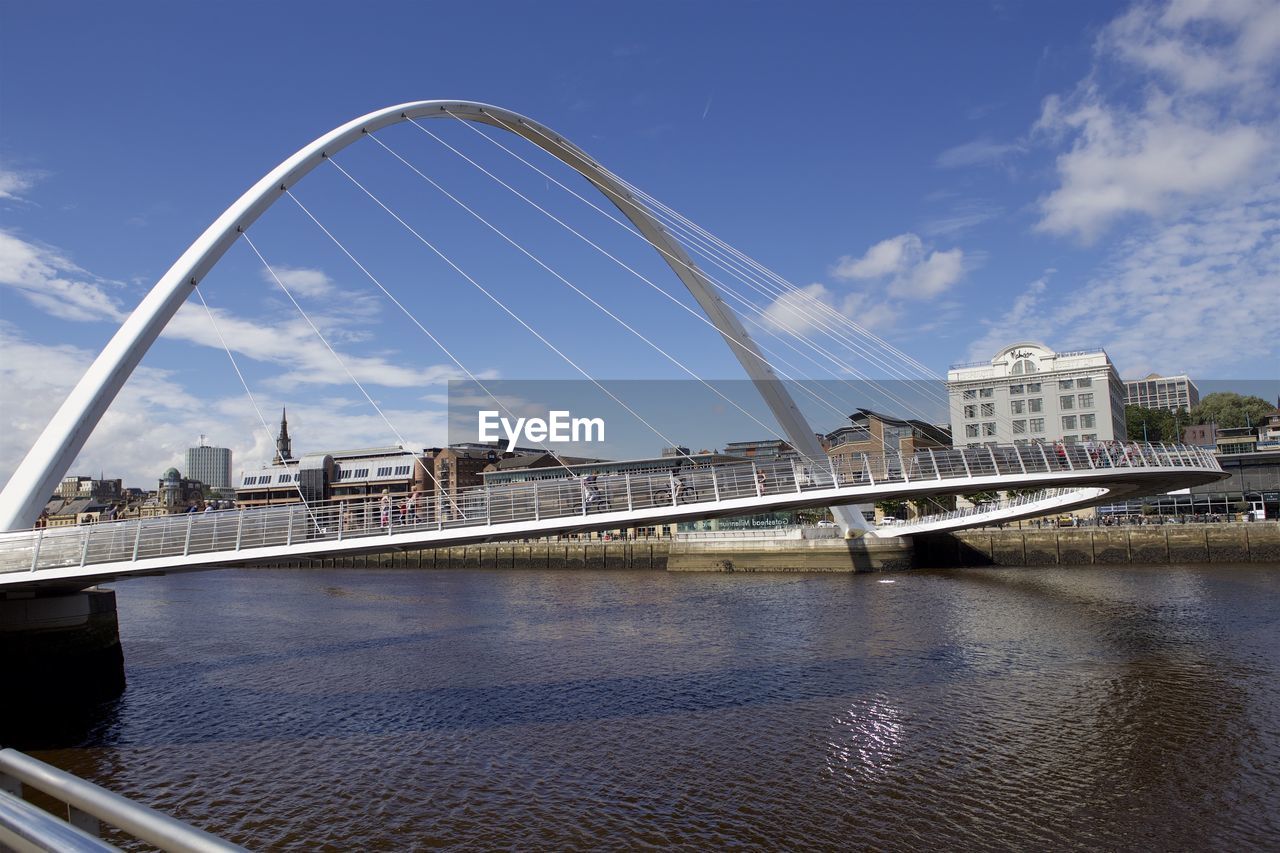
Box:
(899, 487, 1079, 528)
(0, 789, 116, 852)
(0, 749, 245, 852)
(0, 441, 1222, 575)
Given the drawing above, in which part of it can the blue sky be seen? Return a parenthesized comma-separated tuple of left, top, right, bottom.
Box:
(2, 0, 1278, 488)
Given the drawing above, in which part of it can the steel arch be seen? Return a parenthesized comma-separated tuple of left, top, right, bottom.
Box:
(0, 101, 866, 533)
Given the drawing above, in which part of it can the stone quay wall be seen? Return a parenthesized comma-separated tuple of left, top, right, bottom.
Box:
(245, 524, 1278, 572)
(251, 536, 913, 573)
(914, 523, 1280, 568)
(261, 541, 673, 571)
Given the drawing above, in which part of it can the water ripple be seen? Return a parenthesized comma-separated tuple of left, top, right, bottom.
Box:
(25, 565, 1280, 850)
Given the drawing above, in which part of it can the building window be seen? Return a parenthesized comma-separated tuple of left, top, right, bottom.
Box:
(1029, 398, 1043, 413)
(979, 388, 994, 398)
(277, 474, 291, 483)
(1029, 418, 1045, 433)
(1060, 378, 1074, 389)
(1081, 433, 1097, 441)
(1011, 358, 1037, 375)
(1078, 393, 1094, 408)
(1077, 377, 1092, 388)
(1062, 415, 1077, 430)
(1027, 382, 1041, 393)
(965, 424, 979, 438)
(983, 422, 997, 437)
(1011, 399, 1025, 415)
(395, 465, 411, 476)
(964, 404, 977, 418)
(963, 389, 977, 400)
(1064, 435, 1078, 444)
(1009, 384, 1024, 395)
(1081, 414, 1096, 429)
(377, 467, 393, 477)
(1012, 420, 1027, 434)
(980, 402, 995, 417)
(1060, 395, 1075, 410)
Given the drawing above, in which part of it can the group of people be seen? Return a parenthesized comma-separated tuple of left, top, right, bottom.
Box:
(1050, 439, 1155, 470)
(360, 489, 429, 528)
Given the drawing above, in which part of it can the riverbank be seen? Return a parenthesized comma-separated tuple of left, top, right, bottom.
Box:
(244, 522, 1279, 571)
(917, 522, 1280, 567)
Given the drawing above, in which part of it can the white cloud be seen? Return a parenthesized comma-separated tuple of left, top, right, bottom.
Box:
(892, 248, 965, 300)
(832, 233, 969, 300)
(0, 228, 476, 391)
(0, 229, 127, 322)
(1035, 92, 1268, 241)
(922, 201, 1003, 237)
(971, 179, 1280, 374)
(0, 321, 452, 491)
(1034, 0, 1280, 242)
(832, 234, 922, 280)
(1106, 0, 1280, 96)
(986, 0, 1280, 378)
(760, 282, 833, 335)
(935, 138, 1024, 168)
(163, 301, 463, 390)
(0, 166, 45, 202)
(261, 265, 335, 298)
(838, 291, 901, 332)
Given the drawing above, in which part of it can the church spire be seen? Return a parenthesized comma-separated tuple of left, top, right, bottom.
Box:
(273, 407, 292, 464)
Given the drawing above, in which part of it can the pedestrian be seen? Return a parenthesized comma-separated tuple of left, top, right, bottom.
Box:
(757, 470, 767, 494)
(583, 473, 601, 511)
(379, 489, 392, 527)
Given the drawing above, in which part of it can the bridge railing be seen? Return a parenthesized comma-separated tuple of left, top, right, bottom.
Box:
(0, 441, 1221, 575)
(894, 487, 1084, 530)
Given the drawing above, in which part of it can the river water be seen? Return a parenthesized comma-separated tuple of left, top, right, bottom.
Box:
(31, 564, 1280, 850)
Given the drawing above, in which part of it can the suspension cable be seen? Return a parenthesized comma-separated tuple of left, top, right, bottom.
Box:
(365, 131, 795, 444)
(451, 112, 945, 422)
(239, 230, 463, 514)
(192, 287, 320, 526)
(402, 120, 880, 424)
(285, 189, 603, 480)
(323, 156, 694, 458)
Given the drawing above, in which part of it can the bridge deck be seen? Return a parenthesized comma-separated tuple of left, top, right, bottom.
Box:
(0, 442, 1225, 589)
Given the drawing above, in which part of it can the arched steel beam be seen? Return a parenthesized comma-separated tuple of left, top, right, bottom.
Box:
(0, 101, 868, 534)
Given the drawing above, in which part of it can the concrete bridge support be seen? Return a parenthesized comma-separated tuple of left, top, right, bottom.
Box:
(0, 589, 125, 746)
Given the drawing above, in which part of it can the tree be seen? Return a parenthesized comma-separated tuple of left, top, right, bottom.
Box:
(1003, 488, 1042, 500)
(875, 499, 908, 519)
(1190, 392, 1275, 429)
(1125, 404, 1176, 441)
(962, 491, 1000, 506)
(910, 495, 954, 516)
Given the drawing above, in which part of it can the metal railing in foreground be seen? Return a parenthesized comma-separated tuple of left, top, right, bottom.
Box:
(0, 748, 244, 852)
(0, 441, 1221, 575)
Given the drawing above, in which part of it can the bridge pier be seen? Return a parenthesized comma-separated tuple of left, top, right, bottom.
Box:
(0, 588, 125, 746)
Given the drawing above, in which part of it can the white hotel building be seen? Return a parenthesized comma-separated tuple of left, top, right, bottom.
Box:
(947, 343, 1127, 447)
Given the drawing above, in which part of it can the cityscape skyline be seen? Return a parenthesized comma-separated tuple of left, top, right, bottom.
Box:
(2, 0, 1278, 491)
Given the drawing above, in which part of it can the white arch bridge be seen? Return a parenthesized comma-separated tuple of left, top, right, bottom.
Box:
(0, 100, 1227, 591)
(1, 442, 1224, 590)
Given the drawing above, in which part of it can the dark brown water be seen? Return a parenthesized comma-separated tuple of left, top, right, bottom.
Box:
(34, 565, 1280, 850)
